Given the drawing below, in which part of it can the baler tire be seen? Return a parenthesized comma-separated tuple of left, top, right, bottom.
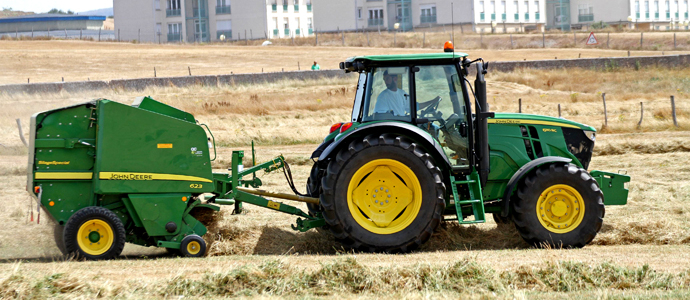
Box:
(320, 134, 445, 253)
(53, 223, 67, 256)
(180, 234, 206, 257)
(511, 163, 604, 248)
(64, 206, 126, 260)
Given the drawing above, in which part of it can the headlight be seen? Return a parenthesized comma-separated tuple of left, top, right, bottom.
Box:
(584, 130, 596, 142)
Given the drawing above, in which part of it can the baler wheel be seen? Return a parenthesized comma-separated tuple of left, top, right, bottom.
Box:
(320, 134, 445, 252)
(180, 234, 206, 257)
(53, 224, 67, 255)
(511, 163, 604, 248)
(64, 206, 126, 260)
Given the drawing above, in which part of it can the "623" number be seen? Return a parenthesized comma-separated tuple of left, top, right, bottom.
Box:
(190, 183, 203, 189)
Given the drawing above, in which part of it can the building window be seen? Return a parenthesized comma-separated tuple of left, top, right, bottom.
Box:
(666, 0, 671, 18)
(307, 17, 313, 34)
(654, 0, 659, 19)
(524, 1, 530, 20)
(167, 23, 181, 41)
(514, 1, 519, 20)
(500, 1, 506, 21)
(420, 5, 437, 23)
(675, 0, 680, 18)
(578, 4, 594, 22)
(273, 17, 279, 36)
(155, 0, 161, 10)
(645, 0, 650, 18)
(284, 17, 290, 35)
(535, 1, 540, 20)
(358, 7, 363, 19)
(368, 8, 384, 26)
(307, 0, 312, 12)
(283, 0, 289, 12)
(636, 1, 640, 18)
(479, 1, 485, 21)
(217, 20, 232, 39)
(166, 0, 181, 17)
(216, 0, 231, 14)
(685, 0, 688, 19)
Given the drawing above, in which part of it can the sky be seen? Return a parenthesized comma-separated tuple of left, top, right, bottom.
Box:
(1, 0, 112, 13)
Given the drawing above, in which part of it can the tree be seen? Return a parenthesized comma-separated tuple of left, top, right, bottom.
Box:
(47, 8, 75, 15)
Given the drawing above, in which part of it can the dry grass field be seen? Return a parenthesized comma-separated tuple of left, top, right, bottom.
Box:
(0, 40, 688, 84)
(0, 42, 689, 298)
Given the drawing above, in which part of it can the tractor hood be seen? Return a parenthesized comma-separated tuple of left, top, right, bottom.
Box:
(489, 113, 596, 132)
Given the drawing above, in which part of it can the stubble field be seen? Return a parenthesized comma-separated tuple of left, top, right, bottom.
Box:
(0, 41, 689, 299)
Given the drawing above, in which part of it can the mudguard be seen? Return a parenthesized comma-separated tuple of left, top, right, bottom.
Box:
(500, 156, 572, 217)
(317, 121, 452, 168)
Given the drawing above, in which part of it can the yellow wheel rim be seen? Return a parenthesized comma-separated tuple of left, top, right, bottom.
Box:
(187, 240, 201, 255)
(77, 219, 114, 256)
(347, 159, 422, 234)
(536, 184, 586, 234)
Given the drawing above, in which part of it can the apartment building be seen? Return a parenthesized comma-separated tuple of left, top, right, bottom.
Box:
(547, 1, 690, 31)
(313, 0, 546, 33)
(114, 0, 314, 43)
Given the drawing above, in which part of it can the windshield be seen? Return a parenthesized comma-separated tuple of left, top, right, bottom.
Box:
(361, 67, 411, 122)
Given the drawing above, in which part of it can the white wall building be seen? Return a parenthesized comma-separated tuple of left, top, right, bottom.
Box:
(114, 0, 314, 43)
(313, 0, 546, 33)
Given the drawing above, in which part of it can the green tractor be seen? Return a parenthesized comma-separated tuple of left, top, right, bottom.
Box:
(26, 52, 629, 260)
(304, 52, 630, 252)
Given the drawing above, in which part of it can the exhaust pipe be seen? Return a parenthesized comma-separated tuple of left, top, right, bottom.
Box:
(475, 61, 494, 187)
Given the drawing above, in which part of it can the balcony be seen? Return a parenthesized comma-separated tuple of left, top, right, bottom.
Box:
(535, 12, 540, 20)
(283, 5, 288, 12)
(686, 12, 688, 18)
(294, 4, 299, 12)
(296, 28, 301, 35)
(514, 13, 519, 21)
(501, 13, 506, 21)
(167, 33, 181, 42)
(655, 12, 659, 19)
(217, 30, 232, 40)
(307, 4, 312, 11)
(272, 4, 277, 12)
(491, 13, 496, 20)
(667, 12, 671, 18)
(525, 13, 529, 20)
(646, 12, 649, 18)
(216, 6, 231, 15)
(308, 28, 313, 34)
(636, 12, 640, 19)
(420, 14, 437, 23)
(192, 9, 207, 17)
(284, 28, 290, 35)
(578, 14, 594, 22)
(368, 18, 384, 26)
(273, 29, 279, 36)
(676, 12, 679, 18)
(480, 12, 485, 21)
(166, 9, 181, 17)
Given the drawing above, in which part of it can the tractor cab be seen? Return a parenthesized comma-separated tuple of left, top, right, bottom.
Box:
(338, 52, 486, 172)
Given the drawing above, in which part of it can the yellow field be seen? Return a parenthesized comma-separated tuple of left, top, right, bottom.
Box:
(1, 41, 690, 298)
(0, 40, 688, 84)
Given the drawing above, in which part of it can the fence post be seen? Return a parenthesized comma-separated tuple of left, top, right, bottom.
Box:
(64, 29, 67, 38)
(367, 31, 370, 46)
(573, 32, 576, 45)
(298, 61, 300, 70)
(637, 102, 644, 128)
(315, 29, 318, 46)
(602, 93, 608, 127)
(342, 31, 345, 46)
(510, 34, 513, 48)
(32, 27, 34, 39)
(394, 31, 396, 46)
(558, 104, 562, 118)
(640, 32, 643, 48)
(674, 32, 677, 49)
(118, 29, 121, 42)
(188, 66, 191, 76)
(154, 67, 157, 78)
(423, 32, 426, 48)
(519, 98, 522, 113)
(250, 29, 253, 39)
(542, 32, 545, 48)
(80, 29, 83, 40)
(245, 29, 248, 45)
(99, 28, 101, 41)
(671, 95, 679, 127)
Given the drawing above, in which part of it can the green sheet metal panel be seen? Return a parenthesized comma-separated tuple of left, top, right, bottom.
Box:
(128, 194, 189, 236)
(93, 100, 214, 194)
(591, 170, 631, 205)
(132, 96, 196, 123)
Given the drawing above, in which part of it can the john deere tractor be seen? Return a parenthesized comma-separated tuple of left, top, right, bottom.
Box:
(304, 52, 629, 252)
(26, 51, 629, 260)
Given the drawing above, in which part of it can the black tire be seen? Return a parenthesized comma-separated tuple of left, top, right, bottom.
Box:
(492, 213, 512, 225)
(64, 206, 126, 260)
(179, 234, 206, 257)
(320, 133, 446, 252)
(53, 223, 67, 255)
(511, 163, 604, 248)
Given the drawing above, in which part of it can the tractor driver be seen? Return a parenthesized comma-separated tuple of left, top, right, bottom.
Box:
(374, 69, 443, 117)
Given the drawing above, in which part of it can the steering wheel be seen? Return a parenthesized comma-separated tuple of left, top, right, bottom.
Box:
(419, 96, 443, 118)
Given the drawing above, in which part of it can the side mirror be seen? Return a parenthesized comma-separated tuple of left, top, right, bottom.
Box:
(482, 61, 489, 74)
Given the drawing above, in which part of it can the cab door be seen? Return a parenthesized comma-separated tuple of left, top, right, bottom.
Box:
(413, 64, 470, 169)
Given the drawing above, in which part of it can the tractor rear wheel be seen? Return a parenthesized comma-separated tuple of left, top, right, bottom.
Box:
(53, 223, 67, 255)
(64, 206, 126, 260)
(320, 134, 445, 252)
(512, 163, 604, 248)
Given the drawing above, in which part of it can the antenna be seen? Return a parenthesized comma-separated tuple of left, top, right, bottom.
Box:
(451, 2, 455, 54)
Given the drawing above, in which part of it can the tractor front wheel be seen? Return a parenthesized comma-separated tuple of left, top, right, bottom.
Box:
(320, 134, 445, 252)
(64, 206, 126, 260)
(512, 163, 604, 248)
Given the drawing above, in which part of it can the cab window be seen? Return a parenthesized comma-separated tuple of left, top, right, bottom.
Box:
(362, 67, 411, 122)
